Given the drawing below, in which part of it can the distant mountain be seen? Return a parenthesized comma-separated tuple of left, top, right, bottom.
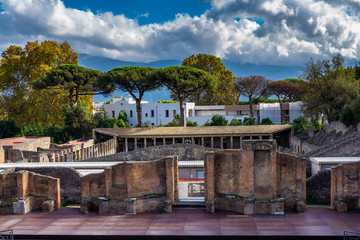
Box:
(79, 54, 303, 102)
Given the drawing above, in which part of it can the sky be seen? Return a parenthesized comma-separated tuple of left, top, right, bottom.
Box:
(1, 0, 360, 68)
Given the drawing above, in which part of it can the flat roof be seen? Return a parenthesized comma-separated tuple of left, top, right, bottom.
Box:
(310, 157, 360, 165)
(95, 125, 292, 138)
(0, 136, 46, 147)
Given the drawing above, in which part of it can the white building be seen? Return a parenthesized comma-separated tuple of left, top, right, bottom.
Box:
(103, 97, 195, 126)
(101, 97, 304, 126)
(259, 101, 303, 125)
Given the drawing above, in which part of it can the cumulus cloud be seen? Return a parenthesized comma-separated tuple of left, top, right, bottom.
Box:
(0, 0, 359, 66)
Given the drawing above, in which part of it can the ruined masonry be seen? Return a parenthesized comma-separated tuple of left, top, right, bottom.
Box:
(81, 156, 178, 214)
(0, 170, 60, 214)
(204, 140, 306, 214)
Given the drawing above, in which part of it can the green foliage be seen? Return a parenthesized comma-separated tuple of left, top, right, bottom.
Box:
(203, 120, 211, 126)
(186, 120, 198, 126)
(208, 114, 228, 126)
(118, 110, 129, 125)
(182, 53, 236, 105)
(143, 121, 152, 128)
(164, 114, 181, 127)
(301, 54, 359, 122)
(243, 117, 255, 125)
(312, 120, 324, 132)
(0, 119, 20, 138)
(19, 123, 44, 136)
(229, 119, 242, 126)
(158, 100, 179, 103)
(291, 117, 312, 132)
(260, 118, 274, 125)
(340, 96, 360, 126)
(63, 101, 95, 139)
(44, 125, 70, 144)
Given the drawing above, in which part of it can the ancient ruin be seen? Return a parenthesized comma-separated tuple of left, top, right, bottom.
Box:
(0, 170, 60, 214)
(81, 156, 178, 214)
(204, 140, 306, 214)
(331, 161, 360, 212)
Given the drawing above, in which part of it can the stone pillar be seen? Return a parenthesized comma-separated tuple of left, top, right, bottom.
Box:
(259, 135, 263, 140)
(126, 198, 136, 214)
(165, 157, 175, 204)
(144, 138, 147, 148)
(125, 138, 128, 152)
(60, 155, 64, 162)
(230, 136, 233, 149)
(182, 138, 185, 144)
(134, 138, 137, 149)
(154, 138, 157, 146)
(240, 137, 243, 148)
(172, 138, 175, 144)
(210, 137, 214, 148)
(204, 152, 215, 213)
(64, 153, 68, 162)
(113, 136, 118, 153)
(220, 137, 223, 149)
(163, 200, 172, 213)
(81, 143, 85, 160)
(201, 137, 204, 147)
(191, 137, 195, 144)
(163, 138, 166, 145)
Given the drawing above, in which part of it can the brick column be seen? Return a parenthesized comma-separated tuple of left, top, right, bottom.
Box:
(204, 152, 215, 213)
(165, 157, 175, 204)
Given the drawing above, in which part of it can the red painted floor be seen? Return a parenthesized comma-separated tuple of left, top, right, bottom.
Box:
(0, 206, 359, 236)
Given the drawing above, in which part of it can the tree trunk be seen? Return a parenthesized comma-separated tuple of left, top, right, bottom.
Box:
(69, 89, 74, 110)
(136, 99, 142, 127)
(179, 98, 186, 127)
(236, 93, 241, 105)
(249, 95, 254, 118)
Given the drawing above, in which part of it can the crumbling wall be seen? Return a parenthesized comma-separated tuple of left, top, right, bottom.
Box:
(0, 145, 5, 163)
(12, 137, 51, 152)
(331, 161, 360, 212)
(81, 156, 178, 215)
(0, 170, 60, 214)
(204, 146, 306, 214)
(15, 167, 81, 203)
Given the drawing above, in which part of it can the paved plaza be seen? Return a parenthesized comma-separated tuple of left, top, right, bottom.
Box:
(0, 206, 359, 238)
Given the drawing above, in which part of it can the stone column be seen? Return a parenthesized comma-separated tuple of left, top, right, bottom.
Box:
(230, 136, 233, 149)
(113, 136, 118, 153)
(172, 138, 175, 144)
(204, 152, 215, 213)
(240, 137, 243, 148)
(163, 138, 166, 145)
(259, 135, 263, 140)
(210, 137, 214, 148)
(201, 137, 204, 147)
(144, 138, 147, 148)
(182, 138, 185, 144)
(134, 138, 137, 149)
(191, 137, 195, 145)
(81, 143, 85, 160)
(154, 138, 157, 146)
(125, 138, 128, 152)
(220, 137, 223, 149)
(165, 157, 175, 204)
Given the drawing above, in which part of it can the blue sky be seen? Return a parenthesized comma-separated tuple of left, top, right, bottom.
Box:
(61, 0, 212, 25)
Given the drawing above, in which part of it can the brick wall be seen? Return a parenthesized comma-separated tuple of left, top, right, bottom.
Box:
(0, 170, 60, 214)
(81, 156, 178, 214)
(331, 161, 360, 212)
(204, 149, 306, 214)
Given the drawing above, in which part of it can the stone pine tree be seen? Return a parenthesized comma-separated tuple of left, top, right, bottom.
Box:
(33, 64, 108, 110)
(235, 75, 269, 118)
(182, 53, 236, 105)
(157, 66, 215, 127)
(101, 67, 161, 126)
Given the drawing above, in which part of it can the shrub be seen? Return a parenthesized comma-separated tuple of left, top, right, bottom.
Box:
(243, 117, 255, 125)
(0, 119, 20, 138)
(229, 119, 242, 126)
(260, 118, 274, 125)
(209, 114, 228, 126)
(164, 114, 181, 127)
(186, 120, 198, 126)
(291, 116, 312, 132)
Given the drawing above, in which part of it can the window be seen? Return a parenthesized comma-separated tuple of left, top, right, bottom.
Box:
(173, 110, 176, 117)
(112, 111, 115, 118)
(197, 170, 204, 179)
(165, 110, 169, 118)
(151, 110, 154, 118)
(188, 109, 193, 117)
(130, 110, 133, 118)
(145, 113, 148, 117)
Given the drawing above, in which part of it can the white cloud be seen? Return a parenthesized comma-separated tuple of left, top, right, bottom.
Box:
(0, 0, 359, 66)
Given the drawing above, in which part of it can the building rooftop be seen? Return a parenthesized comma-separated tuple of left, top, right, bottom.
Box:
(310, 157, 360, 165)
(0, 136, 46, 147)
(95, 125, 293, 138)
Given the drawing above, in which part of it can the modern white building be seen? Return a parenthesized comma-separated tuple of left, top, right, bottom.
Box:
(103, 97, 195, 126)
(259, 101, 303, 125)
(309, 157, 360, 176)
(101, 97, 304, 126)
